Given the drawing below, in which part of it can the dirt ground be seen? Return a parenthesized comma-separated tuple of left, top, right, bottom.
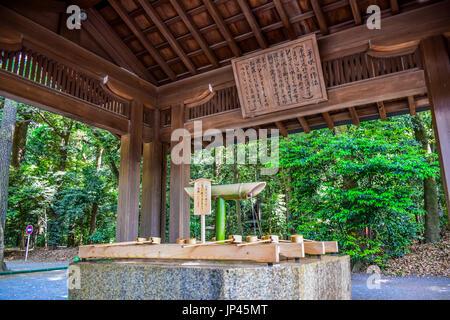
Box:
(4, 247, 78, 262)
(383, 230, 450, 277)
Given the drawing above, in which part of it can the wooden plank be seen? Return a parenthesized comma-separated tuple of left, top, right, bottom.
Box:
(348, 106, 360, 125)
(0, 69, 128, 135)
(169, 104, 191, 242)
(179, 69, 427, 140)
(408, 96, 416, 116)
(297, 116, 311, 133)
(420, 35, 450, 221)
(273, 0, 296, 40)
(78, 243, 280, 263)
(323, 241, 339, 253)
(202, 0, 241, 57)
(116, 100, 143, 242)
(83, 8, 156, 84)
(377, 101, 387, 121)
(141, 110, 163, 238)
(304, 241, 326, 255)
(349, 0, 362, 25)
(169, 0, 219, 68)
(310, 0, 328, 35)
(108, 0, 176, 81)
(322, 112, 334, 130)
(236, 0, 267, 49)
(138, 0, 196, 76)
(278, 242, 305, 258)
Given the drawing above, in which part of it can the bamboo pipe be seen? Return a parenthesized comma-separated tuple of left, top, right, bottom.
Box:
(184, 182, 267, 200)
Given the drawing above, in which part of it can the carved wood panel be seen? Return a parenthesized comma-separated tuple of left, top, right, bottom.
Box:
(232, 34, 327, 118)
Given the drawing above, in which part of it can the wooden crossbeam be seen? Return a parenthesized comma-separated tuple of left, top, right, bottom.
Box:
(170, 0, 219, 68)
(78, 243, 280, 263)
(408, 96, 416, 116)
(348, 0, 362, 25)
(138, 0, 196, 76)
(202, 0, 241, 57)
(322, 112, 334, 130)
(236, 0, 267, 49)
(348, 106, 360, 126)
(275, 121, 288, 137)
(390, 0, 400, 14)
(310, 0, 329, 35)
(297, 117, 311, 134)
(108, 0, 176, 81)
(278, 242, 305, 258)
(377, 101, 387, 121)
(273, 0, 296, 40)
(83, 8, 156, 84)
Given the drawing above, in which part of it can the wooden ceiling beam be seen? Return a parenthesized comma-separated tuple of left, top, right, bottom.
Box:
(348, 0, 362, 25)
(273, 0, 297, 40)
(236, 0, 267, 49)
(177, 70, 427, 139)
(310, 0, 329, 35)
(348, 107, 360, 126)
(275, 121, 288, 137)
(169, 0, 219, 68)
(108, 0, 176, 81)
(322, 112, 334, 130)
(202, 0, 241, 57)
(137, 0, 196, 76)
(390, 0, 400, 14)
(376, 101, 387, 121)
(297, 117, 311, 134)
(408, 96, 416, 116)
(83, 8, 157, 84)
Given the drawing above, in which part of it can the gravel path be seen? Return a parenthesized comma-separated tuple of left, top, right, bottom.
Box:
(1, 261, 449, 300)
(352, 273, 450, 300)
(0, 261, 69, 300)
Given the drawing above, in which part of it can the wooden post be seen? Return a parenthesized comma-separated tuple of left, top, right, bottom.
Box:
(160, 143, 169, 242)
(116, 100, 143, 242)
(420, 35, 450, 222)
(141, 109, 163, 237)
(169, 104, 191, 242)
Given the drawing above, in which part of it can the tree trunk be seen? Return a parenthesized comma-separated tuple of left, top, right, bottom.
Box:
(0, 99, 18, 271)
(413, 114, 440, 243)
(11, 113, 31, 169)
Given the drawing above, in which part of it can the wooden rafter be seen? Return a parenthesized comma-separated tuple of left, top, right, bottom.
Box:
(275, 121, 288, 137)
(169, 0, 219, 68)
(137, 0, 196, 76)
(376, 101, 387, 121)
(322, 112, 334, 130)
(273, 0, 296, 40)
(310, 0, 329, 35)
(390, 0, 400, 14)
(108, 0, 176, 81)
(297, 117, 311, 134)
(408, 96, 416, 116)
(83, 8, 156, 84)
(202, 0, 241, 57)
(236, 0, 267, 49)
(348, 107, 360, 126)
(348, 0, 362, 25)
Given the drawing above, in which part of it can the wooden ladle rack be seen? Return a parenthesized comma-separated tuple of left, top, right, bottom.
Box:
(78, 234, 338, 263)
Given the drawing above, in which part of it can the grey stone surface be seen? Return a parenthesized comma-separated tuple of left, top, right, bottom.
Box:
(69, 255, 351, 300)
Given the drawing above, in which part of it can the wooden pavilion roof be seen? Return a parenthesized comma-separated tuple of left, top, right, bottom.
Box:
(0, 0, 443, 87)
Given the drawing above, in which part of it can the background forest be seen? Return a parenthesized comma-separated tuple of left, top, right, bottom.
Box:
(1, 97, 448, 268)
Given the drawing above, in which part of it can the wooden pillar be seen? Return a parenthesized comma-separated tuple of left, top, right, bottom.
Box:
(420, 35, 450, 221)
(169, 104, 191, 242)
(116, 100, 143, 242)
(160, 142, 169, 242)
(140, 109, 163, 237)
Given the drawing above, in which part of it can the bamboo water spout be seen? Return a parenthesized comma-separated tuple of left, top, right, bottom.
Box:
(184, 182, 266, 200)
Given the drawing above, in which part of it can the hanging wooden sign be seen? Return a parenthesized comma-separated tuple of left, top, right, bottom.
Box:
(191, 178, 212, 216)
(231, 34, 327, 118)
